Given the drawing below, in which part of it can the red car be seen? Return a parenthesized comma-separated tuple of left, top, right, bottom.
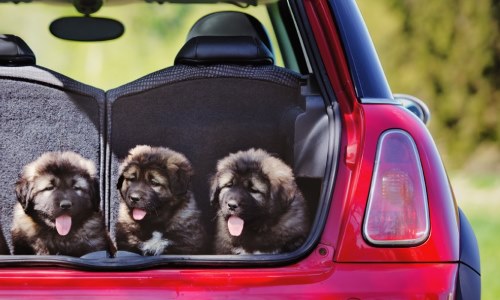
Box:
(0, 0, 480, 298)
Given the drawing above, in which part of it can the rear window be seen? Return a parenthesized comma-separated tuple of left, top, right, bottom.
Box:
(0, 3, 283, 89)
(0, 0, 333, 270)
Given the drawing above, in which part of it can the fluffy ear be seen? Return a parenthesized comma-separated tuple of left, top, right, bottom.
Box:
(116, 174, 124, 190)
(209, 175, 220, 207)
(15, 177, 33, 211)
(262, 156, 297, 209)
(167, 160, 193, 196)
(89, 177, 101, 212)
(269, 175, 299, 211)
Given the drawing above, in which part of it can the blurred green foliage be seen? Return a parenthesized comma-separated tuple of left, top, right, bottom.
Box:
(0, 0, 498, 169)
(453, 174, 500, 300)
(0, 3, 276, 89)
(468, 211, 500, 300)
(1, 1, 499, 298)
(358, 0, 499, 170)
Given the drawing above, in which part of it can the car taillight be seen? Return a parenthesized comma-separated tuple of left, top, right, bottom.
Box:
(363, 129, 430, 246)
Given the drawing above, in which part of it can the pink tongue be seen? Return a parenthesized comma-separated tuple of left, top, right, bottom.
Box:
(133, 208, 147, 221)
(227, 216, 244, 236)
(55, 215, 72, 236)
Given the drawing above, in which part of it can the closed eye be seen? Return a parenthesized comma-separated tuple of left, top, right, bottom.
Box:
(124, 176, 136, 182)
(249, 187, 262, 194)
(42, 186, 54, 192)
(150, 179, 161, 187)
(220, 182, 233, 191)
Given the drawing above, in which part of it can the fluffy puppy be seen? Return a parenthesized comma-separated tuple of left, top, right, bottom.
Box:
(11, 151, 115, 256)
(115, 145, 206, 255)
(210, 148, 310, 255)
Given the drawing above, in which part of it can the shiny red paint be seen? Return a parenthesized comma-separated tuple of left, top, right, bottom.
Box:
(303, 0, 364, 168)
(304, 0, 459, 262)
(304, 0, 366, 256)
(0, 0, 463, 297)
(0, 258, 457, 299)
(334, 104, 460, 262)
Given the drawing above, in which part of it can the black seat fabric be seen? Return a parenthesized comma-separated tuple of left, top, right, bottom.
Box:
(0, 35, 105, 251)
(106, 48, 304, 238)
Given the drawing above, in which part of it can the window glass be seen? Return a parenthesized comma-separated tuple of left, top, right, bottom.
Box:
(0, 3, 283, 89)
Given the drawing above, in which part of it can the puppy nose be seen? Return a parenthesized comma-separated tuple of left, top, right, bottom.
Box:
(60, 200, 72, 210)
(129, 193, 141, 203)
(227, 200, 239, 211)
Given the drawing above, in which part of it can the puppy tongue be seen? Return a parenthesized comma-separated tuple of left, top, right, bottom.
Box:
(55, 215, 72, 236)
(228, 216, 244, 236)
(133, 208, 147, 221)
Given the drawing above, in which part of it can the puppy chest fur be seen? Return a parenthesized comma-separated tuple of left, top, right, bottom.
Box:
(116, 195, 206, 255)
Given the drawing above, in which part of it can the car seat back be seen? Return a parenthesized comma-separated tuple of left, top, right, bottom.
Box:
(106, 33, 304, 239)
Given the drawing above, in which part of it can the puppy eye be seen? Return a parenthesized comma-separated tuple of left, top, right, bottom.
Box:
(125, 176, 136, 182)
(72, 185, 82, 191)
(224, 182, 233, 188)
(150, 179, 161, 187)
(42, 186, 54, 192)
(249, 187, 261, 194)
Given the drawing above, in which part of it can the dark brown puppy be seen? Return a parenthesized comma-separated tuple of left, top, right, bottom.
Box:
(11, 151, 114, 256)
(210, 148, 310, 255)
(115, 145, 206, 255)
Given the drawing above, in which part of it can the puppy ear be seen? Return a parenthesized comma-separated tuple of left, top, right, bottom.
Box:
(271, 183, 300, 208)
(261, 156, 298, 209)
(269, 177, 298, 211)
(15, 178, 33, 211)
(116, 175, 124, 190)
(89, 177, 101, 212)
(167, 160, 193, 196)
(209, 175, 220, 207)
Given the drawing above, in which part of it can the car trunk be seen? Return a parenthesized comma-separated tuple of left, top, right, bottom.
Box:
(0, 53, 333, 268)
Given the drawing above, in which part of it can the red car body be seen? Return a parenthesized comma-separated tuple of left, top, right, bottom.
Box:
(0, 0, 480, 298)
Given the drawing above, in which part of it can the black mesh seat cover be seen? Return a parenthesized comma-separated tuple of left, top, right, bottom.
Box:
(106, 63, 304, 239)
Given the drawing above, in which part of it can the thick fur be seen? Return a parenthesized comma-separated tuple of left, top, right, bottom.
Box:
(11, 151, 115, 256)
(115, 145, 206, 255)
(210, 148, 310, 254)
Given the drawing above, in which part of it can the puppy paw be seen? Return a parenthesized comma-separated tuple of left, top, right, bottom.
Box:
(139, 231, 171, 256)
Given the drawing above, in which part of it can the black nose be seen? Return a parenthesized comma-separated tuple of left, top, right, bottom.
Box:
(129, 193, 141, 203)
(60, 200, 72, 210)
(227, 200, 239, 211)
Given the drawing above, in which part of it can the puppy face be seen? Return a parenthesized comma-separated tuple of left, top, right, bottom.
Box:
(117, 145, 193, 222)
(214, 170, 269, 222)
(15, 151, 99, 236)
(210, 148, 297, 237)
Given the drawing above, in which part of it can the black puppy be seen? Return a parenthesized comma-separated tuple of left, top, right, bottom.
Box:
(210, 148, 310, 255)
(115, 145, 206, 255)
(11, 151, 115, 256)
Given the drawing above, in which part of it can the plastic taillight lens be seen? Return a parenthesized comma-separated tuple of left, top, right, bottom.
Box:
(363, 130, 430, 246)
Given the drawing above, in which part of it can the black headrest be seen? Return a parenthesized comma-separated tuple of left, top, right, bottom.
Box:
(187, 11, 273, 54)
(0, 34, 36, 66)
(174, 36, 274, 66)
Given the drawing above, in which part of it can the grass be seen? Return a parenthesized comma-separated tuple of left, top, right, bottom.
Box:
(451, 173, 500, 300)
